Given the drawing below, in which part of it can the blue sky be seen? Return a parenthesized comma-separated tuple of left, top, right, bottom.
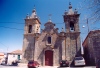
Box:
(0, 0, 99, 52)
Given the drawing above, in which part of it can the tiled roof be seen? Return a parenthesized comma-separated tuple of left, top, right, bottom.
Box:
(9, 50, 22, 55)
(0, 52, 4, 56)
(82, 29, 100, 46)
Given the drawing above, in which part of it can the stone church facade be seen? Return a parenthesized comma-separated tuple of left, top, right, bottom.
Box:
(22, 4, 81, 66)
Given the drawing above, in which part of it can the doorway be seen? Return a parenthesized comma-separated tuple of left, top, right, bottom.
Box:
(45, 50, 53, 66)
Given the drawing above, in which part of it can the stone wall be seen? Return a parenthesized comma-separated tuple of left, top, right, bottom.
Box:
(83, 30, 100, 65)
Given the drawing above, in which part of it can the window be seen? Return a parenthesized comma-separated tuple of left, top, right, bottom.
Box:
(70, 22, 75, 31)
(13, 55, 15, 57)
(28, 25, 32, 33)
(18, 55, 20, 60)
(48, 37, 51, 44)
(75, 57, 83, 60)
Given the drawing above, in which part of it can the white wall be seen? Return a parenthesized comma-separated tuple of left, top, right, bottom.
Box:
(7, 54, 22, 65)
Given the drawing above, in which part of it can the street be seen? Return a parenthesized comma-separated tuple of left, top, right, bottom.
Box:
(0, 65, 96, 68)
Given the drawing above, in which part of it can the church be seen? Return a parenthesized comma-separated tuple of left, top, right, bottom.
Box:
(22, 3, 81, 66)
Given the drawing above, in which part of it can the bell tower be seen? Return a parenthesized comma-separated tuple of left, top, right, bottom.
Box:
(63, 3, 81, 61)
(22, 7, 41, 62)
(24, 8, 41, 34)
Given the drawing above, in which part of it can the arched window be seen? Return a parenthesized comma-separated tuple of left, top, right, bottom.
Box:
(28, 25, 32, 33)
(70, 22, 75, 31)
(48, 36, 51, 44)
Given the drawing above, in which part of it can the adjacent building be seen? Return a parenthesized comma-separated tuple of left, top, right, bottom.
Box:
(22, 3, 81, 66)
(7, 50, 22, 65)
(83, 30, 100, 66)
(0, 52, 5, 64)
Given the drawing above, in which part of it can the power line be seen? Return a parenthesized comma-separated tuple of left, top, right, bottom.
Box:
(0, 25, 89, 34)
(0, 26, 24, 30)
(0, 22, 24, 24)
(1, 25, 99, 32)
(0, 41, 9, 52)
(0, 42, 8, 48)
(0, 22, 85, 25)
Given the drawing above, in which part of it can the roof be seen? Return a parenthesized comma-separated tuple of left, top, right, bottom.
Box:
(25, 8, 41, 24)
(44, 21, 54, 26)
(30, 8, 37, 18)
(67, 3, 74, 15)
(8, 50, 22, 55)
(0, 52, 4, 56)
(82, 30, 100, 46)
(64, 3, 79, 16)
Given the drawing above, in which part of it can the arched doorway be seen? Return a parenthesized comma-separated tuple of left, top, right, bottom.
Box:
(45, 50, 53, 66)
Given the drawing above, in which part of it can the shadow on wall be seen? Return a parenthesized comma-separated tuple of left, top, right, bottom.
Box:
(24, 43, 34, 61)
(54, 37, 63, 62)
(83, 47, 95, 66)
(70, 47, 96, 66)
(70, 47, 81, 66)
(37, 50, 44, 65)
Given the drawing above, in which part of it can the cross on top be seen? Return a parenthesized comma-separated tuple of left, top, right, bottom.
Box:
(69, 2, 71, 5)
(34, 5, 35, 9)
(49, 14, 52, 20)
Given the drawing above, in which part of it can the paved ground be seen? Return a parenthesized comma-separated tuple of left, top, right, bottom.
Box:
(0, 65, 96, 68)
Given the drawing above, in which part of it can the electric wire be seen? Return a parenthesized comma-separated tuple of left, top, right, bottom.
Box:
(0, 26, 24, 30)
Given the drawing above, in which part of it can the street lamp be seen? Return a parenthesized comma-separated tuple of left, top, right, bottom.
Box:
(80, 25, 85, 56)
(83, 18, 90, 33)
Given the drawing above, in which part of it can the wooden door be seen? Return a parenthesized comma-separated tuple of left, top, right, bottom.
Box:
(45, 50, 53, 66)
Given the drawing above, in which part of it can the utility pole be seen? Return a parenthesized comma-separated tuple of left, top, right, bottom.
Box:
(86, 18, 90, 33)
(81, 37, 84, 55)
(65, 34, 66, 60)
